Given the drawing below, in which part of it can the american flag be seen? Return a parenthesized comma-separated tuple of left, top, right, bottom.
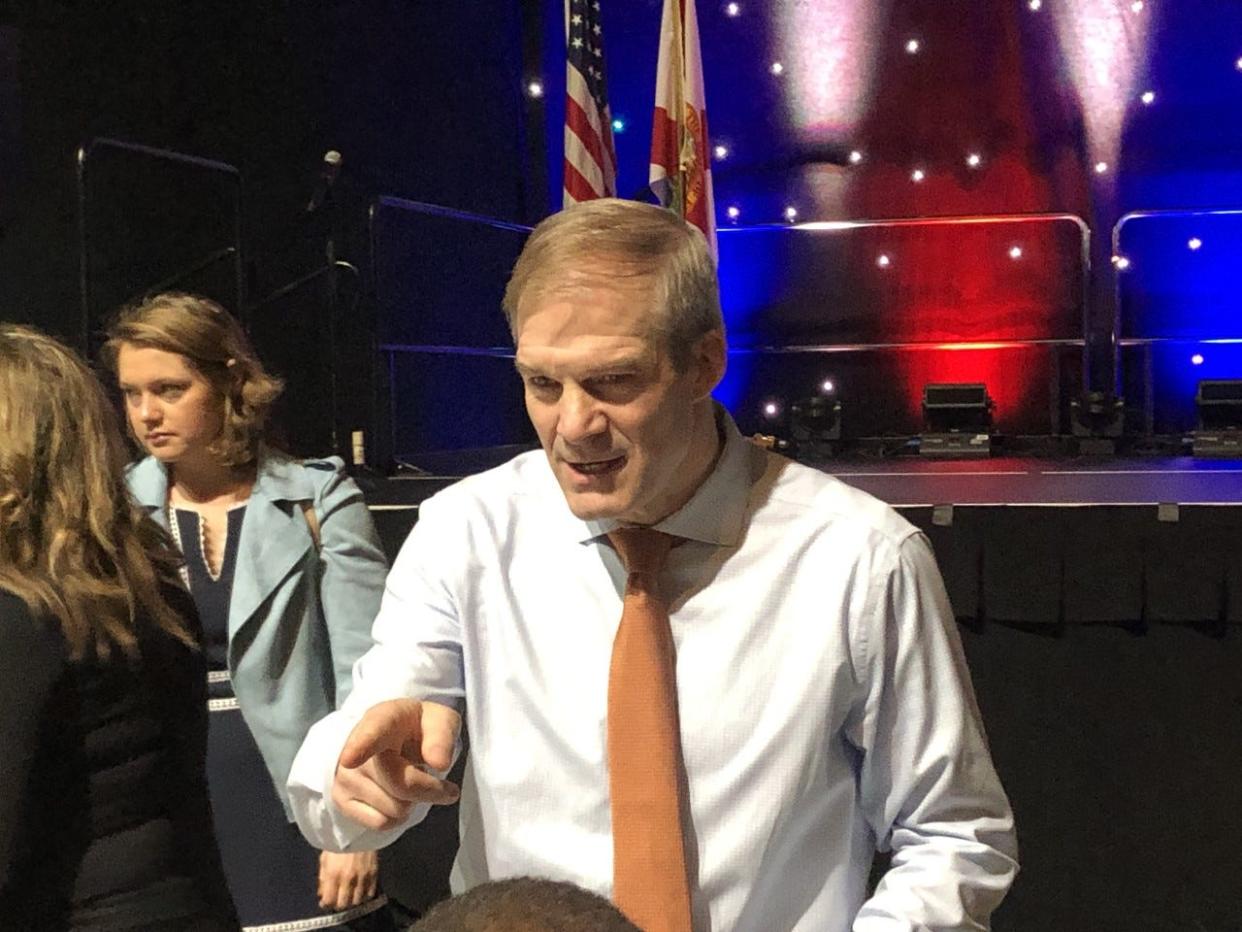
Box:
(564, 0, 618, 205)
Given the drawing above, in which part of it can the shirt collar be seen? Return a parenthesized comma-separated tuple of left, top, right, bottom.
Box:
(549, 403, 757, 548)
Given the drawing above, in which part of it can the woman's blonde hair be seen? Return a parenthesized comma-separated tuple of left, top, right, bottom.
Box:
(0, 325, 193, 659)
(102, 292, 283, 468)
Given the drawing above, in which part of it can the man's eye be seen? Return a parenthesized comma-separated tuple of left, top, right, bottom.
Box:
(528, 376, 556, 389)
(159, 385, 187, 398)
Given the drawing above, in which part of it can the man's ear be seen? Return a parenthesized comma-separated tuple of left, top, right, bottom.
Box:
(690, 329, 727, 400)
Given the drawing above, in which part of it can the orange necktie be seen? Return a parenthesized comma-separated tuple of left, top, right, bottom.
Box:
(606, 528, 693, 932)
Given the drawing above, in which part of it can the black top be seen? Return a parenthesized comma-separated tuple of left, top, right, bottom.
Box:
(0, 585, 238, 930)
(172, 505, 246, 672)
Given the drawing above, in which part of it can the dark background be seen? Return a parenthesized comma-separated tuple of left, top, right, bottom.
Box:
(3, 2, 1241, 928)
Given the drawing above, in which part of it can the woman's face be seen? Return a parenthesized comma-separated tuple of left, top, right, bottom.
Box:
(115, 344, 224, 466)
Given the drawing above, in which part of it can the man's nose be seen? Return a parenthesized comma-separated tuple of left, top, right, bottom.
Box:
(557, 386, 607, 443)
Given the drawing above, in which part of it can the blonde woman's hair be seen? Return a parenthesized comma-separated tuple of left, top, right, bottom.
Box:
(501, 199, 723, 371)
(102, 292, 284, 468)
(0, 325, 193, 659)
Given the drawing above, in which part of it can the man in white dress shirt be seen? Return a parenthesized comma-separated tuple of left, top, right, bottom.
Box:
(289, 198, 1018, 931)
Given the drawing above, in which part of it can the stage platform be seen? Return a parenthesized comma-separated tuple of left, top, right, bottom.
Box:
(359, 450, 1242, 627)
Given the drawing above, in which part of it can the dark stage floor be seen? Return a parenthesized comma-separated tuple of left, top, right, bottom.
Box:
(360, 448, 1242, 627)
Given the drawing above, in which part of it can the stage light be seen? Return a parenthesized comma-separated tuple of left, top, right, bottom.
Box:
(1094, 161, 1109, 174)
(920, 383, 994, 458)
(876, 253, 891, 268)
(726, 205, 741, 220)
(1008, 245, 1023, 260)
(1112, 255, 1132, 270)
(911, 168, 926, 182)
(1071, 391, 1125, 452)
(713, 144, 729, 160)
(966, 153, 982, 168)
(771, 61, 785, 75)
(1028, 0, 1042, 10)
(1140, 90, 1156, 105)
(790, 395, 842, 456)
(725, 2, 741, 15)
(763, 400, 782, 419)
(1236, 57, 1242, 72)
(1130, 0, 1144, 11)
(1192, 353, 1205, 366)
(526, 80, 544, 99)
(784, 205, 798, 221)
(611, 117, 626, 133)
(821, 378, 836, 394)
(905, 39, 921, 55)
(849, 150, 863, 164)
(1189, 237, 1203, 251)
(1194, 380, 1242, 456)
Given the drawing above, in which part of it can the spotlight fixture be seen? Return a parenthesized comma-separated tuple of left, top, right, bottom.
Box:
(820, 378, 836, 394)
(725, 1, 741, 15)
(789, 394, 842, 459)
(1008, 245, 1023, 260)
(1094, 161, 1109, 174)
(713, 144, 729, 160)
(770, 61, 784, 75)
(1193, 380, 1242, 457)
(905, 39, 921, 54)
(526, 80, 545, 99)
(1188, 237, 1203, 251)
(1028, 0, 1042, 9)
(762, 400, 782, 419)
(849, 150, 864, 165)
(1071, 391, 1125, 454)
(611, 117, 626, 133)
(911, 168, 926, 183)
(1112, 255, 1132, 270)
(1140, 90, 1156, 105)
(1130, 0, 1144, 11)
(726, 205, 741, 220)
(966, 153, 982, 168)
(920, 383, 994, 457)
(876, 253, 892, 268)
(1192, 353, 1205, 366)
(784, 205, 798, 221)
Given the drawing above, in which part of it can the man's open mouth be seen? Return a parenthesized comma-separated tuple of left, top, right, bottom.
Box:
(567, 456, 625, 477)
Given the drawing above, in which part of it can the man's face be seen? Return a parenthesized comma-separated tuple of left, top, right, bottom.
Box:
(514, 275, 724, 525)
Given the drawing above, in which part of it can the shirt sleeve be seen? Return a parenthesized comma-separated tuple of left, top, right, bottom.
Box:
(312, 463, 391, 707)
(0, 598, 64, 886)
(288, 492, 466, 853)
(847, 532, 1019, 932)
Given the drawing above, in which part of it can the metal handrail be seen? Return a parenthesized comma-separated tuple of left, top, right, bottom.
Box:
(76, 137, 244, 354)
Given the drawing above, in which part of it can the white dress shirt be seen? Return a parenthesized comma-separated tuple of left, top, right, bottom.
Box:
(289, 409, 1018, 931)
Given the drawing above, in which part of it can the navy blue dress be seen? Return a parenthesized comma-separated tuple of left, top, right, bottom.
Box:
(171, 505, 388, 931)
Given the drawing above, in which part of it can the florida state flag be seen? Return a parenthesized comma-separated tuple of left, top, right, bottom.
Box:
(649, 0, 717, 258)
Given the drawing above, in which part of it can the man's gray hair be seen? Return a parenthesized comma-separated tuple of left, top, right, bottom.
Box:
(502, 198, 724, 371)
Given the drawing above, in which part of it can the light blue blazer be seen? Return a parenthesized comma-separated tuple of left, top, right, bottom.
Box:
(127, 453, 389, 816)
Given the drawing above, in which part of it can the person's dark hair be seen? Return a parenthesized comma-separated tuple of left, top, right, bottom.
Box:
(410, 878, 640, 932)
(0, 325, 193, 659)
(101, 291, 284, 467)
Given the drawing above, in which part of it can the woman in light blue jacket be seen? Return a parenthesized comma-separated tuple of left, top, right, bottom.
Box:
(106, 292, 392, 931)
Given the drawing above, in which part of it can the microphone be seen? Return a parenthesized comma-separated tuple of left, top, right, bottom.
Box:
(305, 150, 343, 213)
